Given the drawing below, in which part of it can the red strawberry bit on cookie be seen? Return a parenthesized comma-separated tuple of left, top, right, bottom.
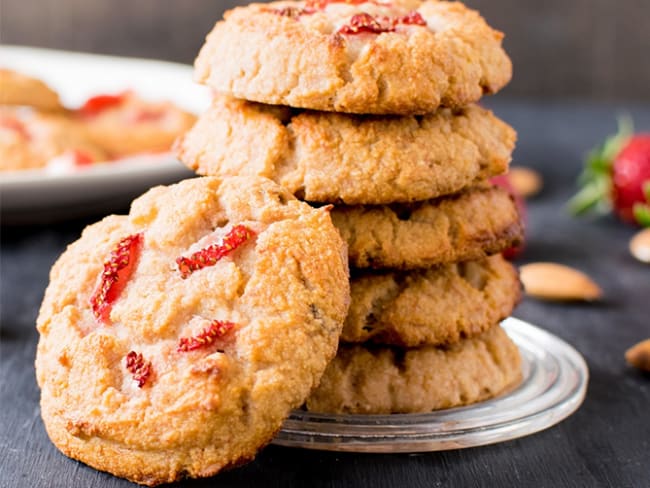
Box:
(306, 0, 388, 8)
(90, 233, 143, 323)
(339, 13, 394, 34)
(125, 351, 152, 387)
(78, 92, 127, 117)
(176, 225, 255, 279)
(269, 6, 316, 17)
(399, 11, 426, 25)
(71, 149, 96, 166)
(338, 10, 427, 35)
(0, 115, 29, 139)
(177, 320, 236, 352)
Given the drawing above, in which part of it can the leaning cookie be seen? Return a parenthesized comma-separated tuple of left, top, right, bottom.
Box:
(332, 185, 523, 269)
(0, 68, 64, 112)
(195, 0, 511, 114)
(77, 91, 196, 158)
(177, 96, 515, 204)
(0, 107, 106, 171)
(307, 325, 522, 414)
(343, 254, 520, 347)
(36, 176, 349, 485)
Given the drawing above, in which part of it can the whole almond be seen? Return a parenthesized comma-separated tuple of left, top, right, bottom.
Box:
(520, 262, 602, 301)
(625, 339, 650, 372)
(508, 167, 543, 198)
(629, 228, 650, 263)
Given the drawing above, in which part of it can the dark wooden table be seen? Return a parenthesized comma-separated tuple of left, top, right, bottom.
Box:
(1, 99, 649, 487)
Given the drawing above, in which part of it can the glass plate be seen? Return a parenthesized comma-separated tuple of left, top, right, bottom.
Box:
(273, 317, 588, 452)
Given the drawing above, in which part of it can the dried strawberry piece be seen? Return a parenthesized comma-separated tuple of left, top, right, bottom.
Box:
(90, 233, 143, 323)
(71, 149, 96, 166)
(78, 93, 127, 117)
(177, 320, 236, 352)
(399, 11, 426, 26)
(129, 108, 165, 123)
(338, 12, 394, 35)
(125, 351, 152, 387)
(176, 225, 255, 279)
(306, 0, 373, 8)
(0, 115, 29, 139)
(270, 6, 316, 17)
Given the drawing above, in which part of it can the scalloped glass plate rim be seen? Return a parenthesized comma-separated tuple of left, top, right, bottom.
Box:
(273, 317, 589, 452)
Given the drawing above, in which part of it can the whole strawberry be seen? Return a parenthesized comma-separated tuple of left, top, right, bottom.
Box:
(570, 119, 650, 227)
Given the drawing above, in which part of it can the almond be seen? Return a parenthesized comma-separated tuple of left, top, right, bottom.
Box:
(508, 167, 542, 198)
(519, 262, 602, 301)
(625, 339, 650, 372)
(629, 228, 650, 263)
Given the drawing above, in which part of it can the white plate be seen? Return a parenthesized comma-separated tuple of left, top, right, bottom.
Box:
(274, 317, 589, 452)
(0, 46, 210, 223)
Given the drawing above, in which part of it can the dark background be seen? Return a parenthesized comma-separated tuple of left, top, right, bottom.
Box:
(1, 0, 649, 102)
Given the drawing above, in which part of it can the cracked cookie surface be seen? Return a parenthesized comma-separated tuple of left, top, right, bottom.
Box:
(307, 325, 522, 414)
(194, 0, 511, 114)
(177, 96, 515, 204)
(344, 254, 520, 346)
(36, 176, 349, 485)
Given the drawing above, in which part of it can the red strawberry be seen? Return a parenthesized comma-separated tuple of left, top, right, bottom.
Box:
(177, 320, 236, 352)
(490, 175, 527, 259)
(78, 92, 127, 117)
(125, 351, 152, 388)
(569, 119, 650, 227)
(176, 225, 255, 279)
(90, 233, 143, 323)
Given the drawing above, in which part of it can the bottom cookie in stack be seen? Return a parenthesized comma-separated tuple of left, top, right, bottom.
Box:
(306, 325, 521, 414)
(306, 254, 523, 414)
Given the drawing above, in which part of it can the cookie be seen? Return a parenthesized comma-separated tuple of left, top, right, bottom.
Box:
(36, 176, 350, 485)
(0, 68, 64, 112)
(343, 254, 520, 347)
(306, 325, 522, 414)
(177, 96, 515, 204)
(194, 0, 511, 114)
(332, 185, 523, 269)
(77, 91, 196, 157)
(0, 107, 106, 171)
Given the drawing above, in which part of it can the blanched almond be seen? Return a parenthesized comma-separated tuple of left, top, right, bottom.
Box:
(508, 167, 542, 198)
(625, 339, 650, 372)
(520, 262, 602, 301)
(629, 228, 650, 263)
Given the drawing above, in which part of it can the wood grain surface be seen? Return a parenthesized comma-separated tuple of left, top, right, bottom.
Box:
(1, 99, 650, 487)
(1, 0, 649, 101)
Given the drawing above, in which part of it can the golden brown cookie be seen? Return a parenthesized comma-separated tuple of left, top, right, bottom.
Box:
(0, 107, 106, 171)
(343, 254, 520, 347)
(177, 96, 515, 204)
(77, 91, 196, 157)
(195, 0, 511, 114)
(0, 68, 64, 112)
(307, 325, 522, 414)
(332, 185, 523, 269)
(36, 176, 350, 485)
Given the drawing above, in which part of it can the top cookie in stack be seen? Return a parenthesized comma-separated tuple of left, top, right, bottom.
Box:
(178, 0, 524, 414)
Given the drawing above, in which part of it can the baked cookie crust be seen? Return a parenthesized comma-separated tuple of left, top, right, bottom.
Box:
(36, 176, 349, 485)
(177, 96, 515, 204)
(343, 254, 520, 346)
(307, 325, 522, 414)
(332, 185, 523, 269)
(195, 0, 511, 114)
(0, 69, 64, 112)
(0, 107, 106, 171)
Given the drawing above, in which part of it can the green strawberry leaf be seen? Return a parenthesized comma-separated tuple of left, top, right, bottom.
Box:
(570, 115, 633, 216)
(633, 203, 650, 228)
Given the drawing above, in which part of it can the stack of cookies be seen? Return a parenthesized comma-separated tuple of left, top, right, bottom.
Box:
(177, 0, 524, 414)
